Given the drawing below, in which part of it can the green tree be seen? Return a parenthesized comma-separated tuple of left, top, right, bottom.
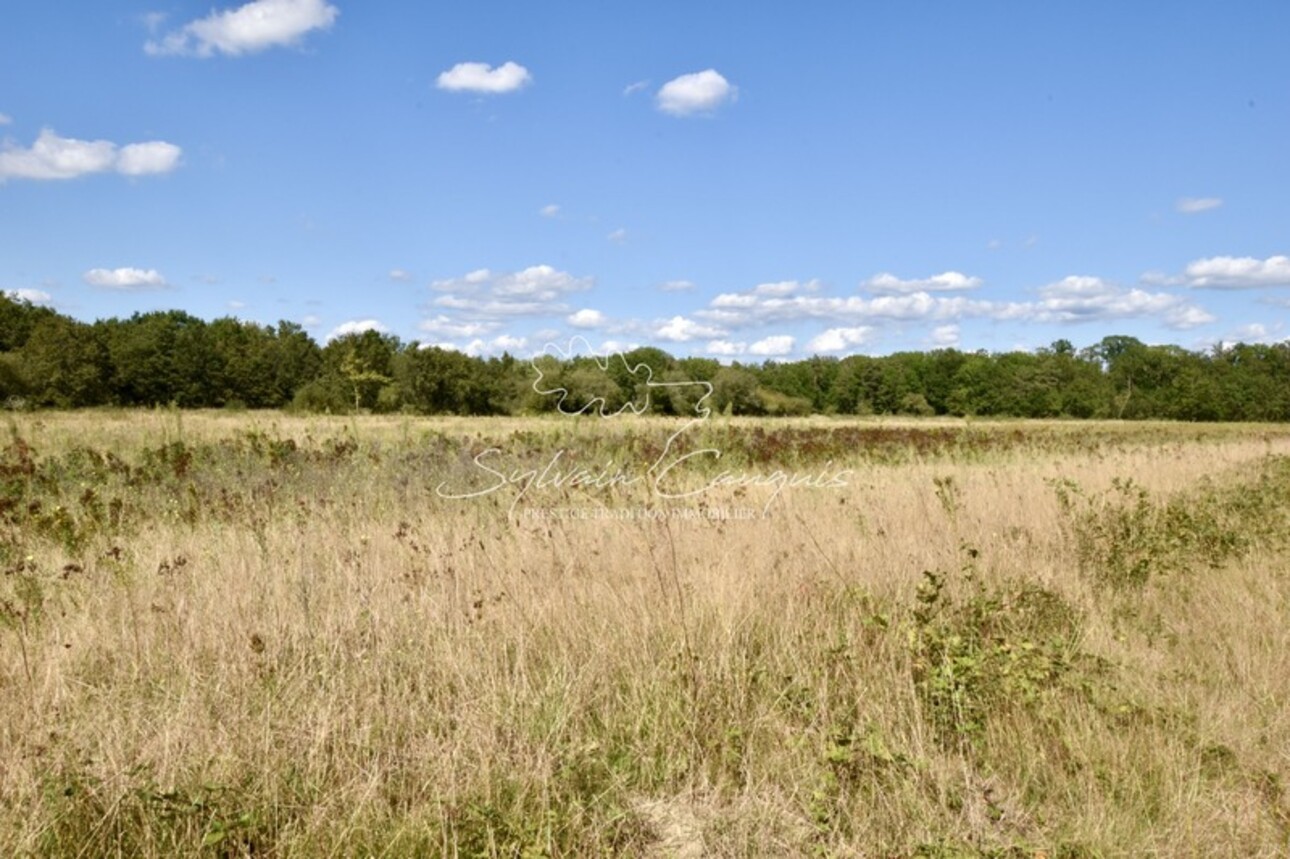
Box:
(102, 310, 215, 406)
(19, 316, 109, 407)
(0, 293, 57, 352)
(712, 366, 762, 415)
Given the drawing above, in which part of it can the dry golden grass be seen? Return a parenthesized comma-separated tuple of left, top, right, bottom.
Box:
(2, 410, 1290, 856)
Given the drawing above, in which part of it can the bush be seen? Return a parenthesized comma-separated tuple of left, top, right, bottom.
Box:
(899, 392, 936, 417)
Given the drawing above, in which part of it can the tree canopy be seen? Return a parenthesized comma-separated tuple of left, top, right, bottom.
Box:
(3, 294, 1289, 421)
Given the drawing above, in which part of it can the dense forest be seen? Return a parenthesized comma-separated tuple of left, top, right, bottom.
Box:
(3, 293, 1289, 420)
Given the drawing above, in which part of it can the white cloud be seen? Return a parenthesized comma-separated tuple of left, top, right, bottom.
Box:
(808, 326, 872, 353)
(863, 271, 982, 294)
(326, 319, 388, 341)
(1225, 322, 1285, 344)
(436, 61, 532, 94)
(421, 265, 593, 347)
(0, 129, 181, 181)
(388, 268, 413, 282)
(492, 334, 527, 350)
(417, 315, 495, 338)
(623, 80, 650, 96)
(227, 300, 246, 310)
(83, 267, 168, 290)
(116, 141, 183, 175)
(0, 113, 11, 126)
(1032, 276, 1215, 329)
(456, 334, 528, 357)
(711, 293, 758, 309)
(656, 69, 737, 116)
(691, 274, 1214, 333)
(434, 296, 555, 316)
(567, 308, 607, 328)
(607, 227, 628, 244)
(660, 279, 697, 292)
(1038, 275, 1113, 298)
(1176, 197, 1223, 214)
(1179, 255, 1290, 289)
(431, 264, 592, 306)
(706, 340, 746, 356)
(591, 339, 635, 355)
(1166, 306, 1219, 328)
(749, 335, 795, 357)
(492, 265, 590, 298)
(697, 289, 962, 327)
(930, 325, 961, 347)
(655, 315, 725, 342)
(539, 203, 560, 218)
(753, 279, 820, 297)
(146, 0, 338, 57)
(986, 239, 1003, 251)
(3, 288, 52, 305)
(301, 313, 322, 328)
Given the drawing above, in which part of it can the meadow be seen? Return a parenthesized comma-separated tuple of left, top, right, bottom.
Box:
(3, 411, 1290, 857)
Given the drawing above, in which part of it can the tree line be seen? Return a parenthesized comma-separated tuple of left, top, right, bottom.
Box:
(3, 294, 1289, 421)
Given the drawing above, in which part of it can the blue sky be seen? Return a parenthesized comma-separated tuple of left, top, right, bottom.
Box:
(3, 1, 1288, 358)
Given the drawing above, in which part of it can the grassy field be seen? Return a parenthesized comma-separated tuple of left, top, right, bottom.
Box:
(3, 411, 1290, 857)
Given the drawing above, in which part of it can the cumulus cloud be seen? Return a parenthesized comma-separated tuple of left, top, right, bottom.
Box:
(3, 288, 52, 305)
(706, 340, 746, 357)
(1178, 255, 1290, 289)
(436, 61, 532, 94)
(863, 271, 982, 294)
(1224, 322, 1284, 344)
(539, 203, 560, 218)
(301, 313, 322, 328)
(83, 267, 168, 290)
(692, 274, 1214, 332)
(417, 315, 495, 338)
(655, 315, 725, 342)
(0, 113, 11, 126)
(698, 289, 963, 326)
(1176, 197, 1223, 214)
(808, 326, 872, 353)
(656, 69, 736, 116)
(567, 308, 607, 329)
(388, 268, 413, 282)
(596, 339, 641, 354)
(0, 129, 181, 182)
(146, 0, 338, 57)
(930, 325, 961, 347)
(326, 319, 387, 341)
(749, 335, 795, 357)
(431, 264, 592, 307)
(420, 265, 593, 352)
(116, 141, 183, 175)
(623, 80, 650, 96)
(753, 279, 820, 297)
(607, 227, 628, 244)
(1031, 276, 1214, 329)
(435, 334, 529, 357)
(660, 279, 697, 292)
